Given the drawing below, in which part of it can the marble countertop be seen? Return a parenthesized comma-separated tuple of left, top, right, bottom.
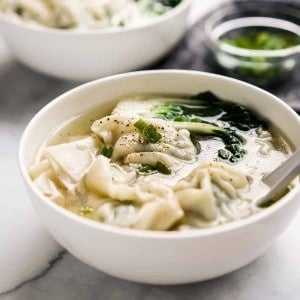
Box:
(0, 1, 299, 299)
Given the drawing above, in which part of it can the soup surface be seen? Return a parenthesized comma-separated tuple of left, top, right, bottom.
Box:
(29, 92, 292, 231)
(0, 0, 181, 29)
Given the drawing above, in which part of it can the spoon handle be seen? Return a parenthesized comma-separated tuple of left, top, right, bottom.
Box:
(257, 148, 300, 206)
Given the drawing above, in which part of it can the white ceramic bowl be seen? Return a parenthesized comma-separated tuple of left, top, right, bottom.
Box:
(19, 70, 300, 284)
(0, 1, 192, 81)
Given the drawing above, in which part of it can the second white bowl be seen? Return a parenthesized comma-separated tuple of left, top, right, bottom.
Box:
(0, 0, 192, 81)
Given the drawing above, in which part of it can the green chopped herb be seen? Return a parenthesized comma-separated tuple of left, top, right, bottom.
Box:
(220, 29, 300, 81)
(221, 30, 300, 50)
(118, 20, 126, 27)
(134, 119, 162, 143)
(155, 160, 171, 175)
(139, 161, 171, 175)
(15, 6, 24, 15)
(80, 206, 93, 215)
(286, 184, 295, 192)
(139, 165, 157, 174)
(101, 146, 113, 158)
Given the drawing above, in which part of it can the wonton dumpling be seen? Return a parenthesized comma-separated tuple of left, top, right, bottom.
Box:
(86, 155, 184, 230)
(28, 159, 51, 180)
(85, 155, 137, 201)
(112, 132, 146, 160)
(95, 198, 183, 231)
(50, 1, 79, 28)
(33, 172, 64, 206)
(0, 0, 50, 23)
(44, 136, 97, 190)
(92, 114, 196, 161)
(91, 114, 137, 145)
(85, 155, 183, 204)
(124, 151, 178, 170)
(173, 162, 249, 221)
(49, 0, 111, 29)
(96, 202, 137, 228)
(133, 199, 184, 231)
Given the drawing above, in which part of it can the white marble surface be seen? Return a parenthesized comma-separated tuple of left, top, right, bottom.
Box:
(0, 1, 299, 299)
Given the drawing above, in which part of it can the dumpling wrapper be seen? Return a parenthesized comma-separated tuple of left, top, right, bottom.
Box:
(86, 155, 184, 230)
(133, 199, 184, 231)
(91, 114, 197, 161)
(174, 162, 249, 221)
(33, 172, 64, 206)
(44, 136, 97, 190)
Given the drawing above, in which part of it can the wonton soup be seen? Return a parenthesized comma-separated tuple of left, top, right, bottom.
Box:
(29, 92, 293, 231)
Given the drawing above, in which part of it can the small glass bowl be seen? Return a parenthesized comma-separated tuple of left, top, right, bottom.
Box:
(204, 0, 300, 87)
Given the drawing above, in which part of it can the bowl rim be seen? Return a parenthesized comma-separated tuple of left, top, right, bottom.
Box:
(18, 69, 300, 239)
(204, 1, 300, 58)
(0, 0, 193, 36)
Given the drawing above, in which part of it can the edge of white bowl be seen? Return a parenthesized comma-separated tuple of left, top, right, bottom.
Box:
(0, 0, 193, 36)
(18, 69, 300, 239)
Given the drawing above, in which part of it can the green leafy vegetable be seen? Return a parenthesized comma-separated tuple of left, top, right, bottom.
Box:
(134, 119, 162, 143)
(153, 91, 265, 131)
(139, 165, 157, 174)
(152, 102, 183, 120)
(172, 121, 246, 162)
(191, 91, 222, 102)
(158, 0, 181, 7)
(191, 91, 266, 131)
(218, 149, 231, 160)
(149, 91, 265, 163)
(101, 146, 114, 158)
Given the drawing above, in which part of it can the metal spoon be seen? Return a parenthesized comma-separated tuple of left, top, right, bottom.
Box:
(256, 148, 300, 207)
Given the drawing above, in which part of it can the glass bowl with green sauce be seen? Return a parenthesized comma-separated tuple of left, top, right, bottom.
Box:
(204, 0, 300, 86)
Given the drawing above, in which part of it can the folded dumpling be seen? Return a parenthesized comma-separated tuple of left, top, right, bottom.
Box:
(86, 155, 184, 230)
(91, 114, 197, 162)
(33, 171, 65, 206)
(85, 155, 177, 203)
(173, 162, 249, 221)
(44, 136, 98, 190)
(0, 0, 50, 24)
(94, 198, 183, 231)
(133, 198, 183, 230)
